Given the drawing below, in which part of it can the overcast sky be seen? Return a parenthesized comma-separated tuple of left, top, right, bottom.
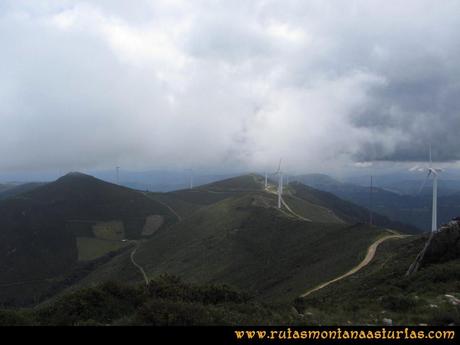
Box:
(1, 0, 459, 175)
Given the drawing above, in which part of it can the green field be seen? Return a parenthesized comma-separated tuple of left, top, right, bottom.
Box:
(92, 221, 125, 240)
(76, 237, 130, 261)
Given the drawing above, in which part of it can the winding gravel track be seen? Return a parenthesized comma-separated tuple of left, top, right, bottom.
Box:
(300, 233, 408, 298)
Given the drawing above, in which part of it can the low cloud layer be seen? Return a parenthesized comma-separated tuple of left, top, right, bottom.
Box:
(0, 0, 459, 174)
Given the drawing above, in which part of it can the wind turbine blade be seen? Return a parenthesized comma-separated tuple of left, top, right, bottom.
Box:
(417, 171, 431, 195)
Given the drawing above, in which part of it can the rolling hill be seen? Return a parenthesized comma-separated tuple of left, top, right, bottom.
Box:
(62, 176, 396, 304)
(0, 182, 45, 200)
(0, 183, 12, 193)
(0, 172, 178, 305)
(147, 174, 266, 219)
(287, 181, 419, 233)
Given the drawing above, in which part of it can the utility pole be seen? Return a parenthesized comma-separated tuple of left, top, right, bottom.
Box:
(369, 175, 373, 226)
(116, 166, 120, 185)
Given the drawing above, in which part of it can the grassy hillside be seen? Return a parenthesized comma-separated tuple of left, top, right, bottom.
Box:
(282, 194, 344, 223)
(0, 183, 16, 193)
(70, 191, 387, 303)
(145, 174, 266, 219)
(23, 172, 178, 238)
(289, 182, 418, 233)
(0, 172, 178, 306)
(294, 225, 460, 325)
(197, 174, 265, 192)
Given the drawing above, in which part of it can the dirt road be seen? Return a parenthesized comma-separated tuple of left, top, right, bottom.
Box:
(300, 233, 407, 298)
(130, 241, 149, 286)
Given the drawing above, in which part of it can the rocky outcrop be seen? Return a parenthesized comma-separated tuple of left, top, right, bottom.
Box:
(423, 219, 460, 265)
(406, 218, 460, 276)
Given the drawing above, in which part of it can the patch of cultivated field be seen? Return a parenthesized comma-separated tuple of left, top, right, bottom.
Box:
(76, 237, 129, 261)
(92, 221, 125, 240)
(142, 215, 165, 236)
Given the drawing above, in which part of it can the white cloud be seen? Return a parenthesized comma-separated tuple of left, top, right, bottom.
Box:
(0, 0, 459, 174)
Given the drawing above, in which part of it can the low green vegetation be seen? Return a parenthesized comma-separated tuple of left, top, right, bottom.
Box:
(197, 174, 265, 192)
(290, 182, 417, 233)
(283, 194, 344, 223)
(0, 276, 298, 326)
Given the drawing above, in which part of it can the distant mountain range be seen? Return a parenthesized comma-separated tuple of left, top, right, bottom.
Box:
(2, 170, 459, 232)
(293, 173, 460, 232)
(0, 182, 46, 200)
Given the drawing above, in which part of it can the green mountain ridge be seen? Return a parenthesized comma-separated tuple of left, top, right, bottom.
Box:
(0, 172, 458, 326)
(62, 183, 389, 303)
(0, 172, 177, 305)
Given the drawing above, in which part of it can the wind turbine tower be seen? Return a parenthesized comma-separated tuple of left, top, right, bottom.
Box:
(369, 175, 373, 226)
(264, 172, 268, 189)
(187, 169, 194, 189)
(116, 166, 120, 185)
(414, 145, 443, 232)
(276, 159, 283, 209)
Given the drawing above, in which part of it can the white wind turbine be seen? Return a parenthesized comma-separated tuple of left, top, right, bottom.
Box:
(275, 159, 283, 209)
(264, 172, 268, 189)
(411, 146, 443, 232)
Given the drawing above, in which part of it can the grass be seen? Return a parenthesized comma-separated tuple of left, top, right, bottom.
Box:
(92, 221, 125, 240)
(283, 194, 344, 223)
(197, 174, 265, 192)
(76, 237, 129, 261)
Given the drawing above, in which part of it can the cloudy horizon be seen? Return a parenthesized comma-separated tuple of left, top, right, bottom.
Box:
(1, 0, 459, 176)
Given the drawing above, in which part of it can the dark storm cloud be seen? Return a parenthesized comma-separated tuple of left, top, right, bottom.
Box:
(0, 0, 459, 174)
(351, 56, 460, 162)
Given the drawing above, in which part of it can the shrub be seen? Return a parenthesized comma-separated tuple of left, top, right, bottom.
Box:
(35, 282, 144, 325)
(381, 294, 416, 312)
(134, 300, 229, 325)
(0, 309, 35, 326)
